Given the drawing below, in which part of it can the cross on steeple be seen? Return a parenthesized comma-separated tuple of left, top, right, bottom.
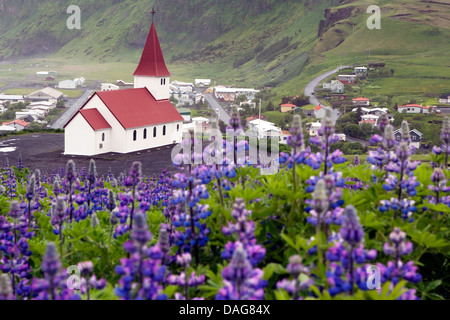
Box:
(150, 6, 157, 22)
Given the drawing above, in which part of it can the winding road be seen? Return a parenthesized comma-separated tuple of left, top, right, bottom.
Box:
(204, 93, 231, 124)
(303, 65, 351, 106)
(303, 65, 351, 125)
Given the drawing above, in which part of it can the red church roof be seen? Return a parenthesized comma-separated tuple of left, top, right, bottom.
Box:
(133, 22, 171, 77)
(80, 109, 111, 131)
(95, 88, 183, 129)
(65, 88, 183, 130)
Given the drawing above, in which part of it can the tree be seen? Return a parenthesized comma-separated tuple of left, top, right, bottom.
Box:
(343, 123, 365, 138)
(56, 100, 65, 108)
(266, 102, 274, 112)
(236, 94, 247, 104)
(393, 112, 406, 127)
(170, 94, 179, 105)
(355, 107, 363, 123)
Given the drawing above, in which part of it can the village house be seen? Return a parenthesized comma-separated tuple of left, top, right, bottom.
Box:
(195, 79, 212, 87)
(16, 110, 45, 120)
(116, 80, 134, 87)
(398, 104, 430, 114)
(359, 119, 377, 127)
(36, 71, 58, 78)
(26, 87, 63, 103)
(309, 122, 322, 136)
(177, 108, 191, 122)
(2, 119, 30, 132)
(439, 93, 450, 104)
(352, 97, 370, 106)
(280, 130, 291, 145)
(214, 87, 260, 102)
(354, 67, 368, 75)
(28, 101, 55, 110)
(64, 21, 183, 156)
(58, 80, 77, 89)
(323, 80, 344, 94)
(74, 77, 86, 87)
(101, 83, 120, 91)
(248, 119, 281, 139)
(394, 128, 422, 149)
(246, 115, 267, 124)
(338, 75, 356, 84)
(281, 103, 297, 113)
(0, 94, 25, 104)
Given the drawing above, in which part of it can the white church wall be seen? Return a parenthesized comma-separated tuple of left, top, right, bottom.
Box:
(94, 129, 113, 155)
(64, 114, 96, 156)
(134, 76, 170, 100)
(82, 95, 128, 153)
(124, 121, 183, 153)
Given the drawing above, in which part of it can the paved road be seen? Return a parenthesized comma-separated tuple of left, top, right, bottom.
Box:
(204, 93, 231, 124)
(51, 90, 94, 129)
(347, 136, 370, 147)
(303, 65, 351, 125)
(303, 65, 351, 106)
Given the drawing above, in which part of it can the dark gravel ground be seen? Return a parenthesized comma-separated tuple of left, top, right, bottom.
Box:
(0, 133, 180, 177)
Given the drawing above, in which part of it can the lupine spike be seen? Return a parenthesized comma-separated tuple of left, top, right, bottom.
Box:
(312, 179, 329, 215)
(288, 115, 304, 152)
(340, 205, 364, 246)
(42, 242, 61, 278)
(382, 125, 396, 150)
(401, 121, 411, 144)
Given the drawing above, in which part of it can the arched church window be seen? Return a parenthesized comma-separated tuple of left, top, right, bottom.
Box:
(144, 129, 147, 139)
(133, 130, 137, 141)
(163, 125, 166, 136)
(153, 127, 157, 137)
(177, 124, 179, 132)
(102, 133, 105, 142)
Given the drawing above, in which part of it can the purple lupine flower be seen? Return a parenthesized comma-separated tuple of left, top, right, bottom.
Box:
(130, 213, 152, 250)
(339, 205, 363, 247)
(217, 243, 267, 300)
(286, 255, 309, 279)
(400, 121, 411, 145)
(287, 115, 304, 153)
(383, 228, 414, 264)
(221, 198, 266, 266)
(77, 261, 106, 299)
(377, 113, 390, 133)
(354, 155, 360, 166)
(66, 160, 76, 185)
(382, 125, 397, 151)
(42, 242, 61, 280)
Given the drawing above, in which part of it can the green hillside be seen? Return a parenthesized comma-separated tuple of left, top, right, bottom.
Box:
(0, 0, 448, 105)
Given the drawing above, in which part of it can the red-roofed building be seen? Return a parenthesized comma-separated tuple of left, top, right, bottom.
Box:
(64, 21, 183, 156)
(246, 115, 267, 123)
(2, 119, 30, 132)
(352, 97, 370, 106)
(281, 104, 296, 113)
(398, 104, 430, 114)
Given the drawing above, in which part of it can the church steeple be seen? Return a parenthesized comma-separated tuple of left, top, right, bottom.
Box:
(133, 16, 170, 100)
(133, 21, 170, 77)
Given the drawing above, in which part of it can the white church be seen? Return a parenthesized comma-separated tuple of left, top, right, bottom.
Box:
(64, 21, 184, 156)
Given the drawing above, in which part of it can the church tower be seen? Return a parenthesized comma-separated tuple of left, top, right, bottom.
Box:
(133, 21, 170, 101)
